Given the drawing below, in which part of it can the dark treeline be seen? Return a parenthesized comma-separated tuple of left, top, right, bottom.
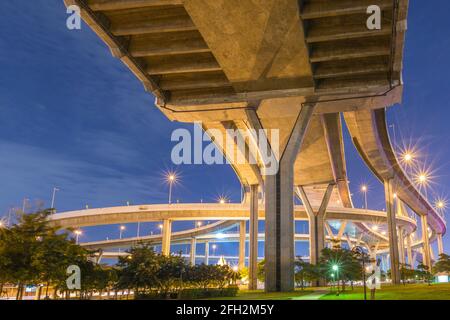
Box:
(0, 209, 239, 300)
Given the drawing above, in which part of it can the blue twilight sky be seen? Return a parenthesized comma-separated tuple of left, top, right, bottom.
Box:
(0, 1, 449, 260)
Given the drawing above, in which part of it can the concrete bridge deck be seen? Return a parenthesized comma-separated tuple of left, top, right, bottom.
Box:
(51, 203, 416, 232)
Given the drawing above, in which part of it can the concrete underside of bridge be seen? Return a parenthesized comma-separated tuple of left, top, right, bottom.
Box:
(65, 0, 446, 292)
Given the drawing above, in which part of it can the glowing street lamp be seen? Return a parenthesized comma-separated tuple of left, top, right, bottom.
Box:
(403, 152, 414, 164)
(218, 196, 228, 204)
(418, 173, 427, 184)
(74, 229, 82, 244)
(158, 223, 163, 232)
(332, 264, 340, 292)
(166, 172, 178, 204)
(361, 185, 368, 210)
(212, 244, 217, 256)
(119, 225, 126, 239)
(415, 171, 430, 198)
(435, 199, 447, 216)
(196, 221, 202, 228)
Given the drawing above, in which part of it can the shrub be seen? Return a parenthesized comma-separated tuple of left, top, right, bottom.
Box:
(177, 286, 239, 299)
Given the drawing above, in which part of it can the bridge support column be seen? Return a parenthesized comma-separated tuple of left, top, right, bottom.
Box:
(381, 255, 388, 272)
(421, 215, 432, 268)
(412, 251, 418, 268)
(190, 237, 197, 266)
(384, 178, 400, 284)
(249, 184, 259, 290)
(239, 221, 246, 270)
(406, 234, 413, 269)
(298, 184, 334, 270)
(264, 104, 315, 292)
(398, 227, 405, 265)
(161, 219, 172, 256)
(437, 233, 444, 255)
(248, 184, 259, 290)
(204, 241, 209, 265)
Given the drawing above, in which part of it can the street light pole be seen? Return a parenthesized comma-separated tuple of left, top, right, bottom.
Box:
(22, 198, 29, 212)
(362, 258, 367, 301)
(7, 208, 13, 227)
(74, 230, 82, 244)
(331, 265, 339, 294)
(168, 180, 173, 204)
(364, 191, 368, 210)
(51, 187, 59, 212)
(361, 185, 368, 210)
(353, 245, 367, 301)
(167, 173, 176, 205)
(119, 225, 125, 253)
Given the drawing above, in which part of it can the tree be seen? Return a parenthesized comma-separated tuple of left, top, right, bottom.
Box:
(257, 259, 265, 282)
(0, 209, 55, 299)
(116, 245, 161, 296)
(318, 247, 362, 291)
(294, 256, 319, 289)
(0, 208, 98, 300)
(416, 262, 433, 285)
(433, 254, 450, 274)
(399, 263, 414, 285)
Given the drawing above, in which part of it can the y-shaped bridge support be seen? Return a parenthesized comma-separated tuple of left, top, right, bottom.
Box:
(264, 104, 315, 292)
(297, 184, 334, 266)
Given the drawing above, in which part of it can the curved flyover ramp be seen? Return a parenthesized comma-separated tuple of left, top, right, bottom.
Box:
(50, 203, 416, 232)
(344, 108, 446, 236)
(87, 232, 370, 253)
(82, 219, 238, 250)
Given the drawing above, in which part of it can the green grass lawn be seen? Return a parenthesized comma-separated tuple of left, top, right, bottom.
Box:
(320, 283, 450, 300)
(208, 288, 316, 300)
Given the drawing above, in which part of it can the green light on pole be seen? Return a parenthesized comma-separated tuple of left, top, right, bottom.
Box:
(332, 265, 339, 294)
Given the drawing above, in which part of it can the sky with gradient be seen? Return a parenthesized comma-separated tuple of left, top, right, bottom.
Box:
(0, 1, 449, 260)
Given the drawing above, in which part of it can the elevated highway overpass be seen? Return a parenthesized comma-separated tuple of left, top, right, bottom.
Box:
(62, 0, 445, 291)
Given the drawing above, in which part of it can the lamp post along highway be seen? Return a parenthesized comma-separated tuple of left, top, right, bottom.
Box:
(167, 173, 177, 205)
(51, 187, 59, 213)
(74, 230, 82, 244)
(22, 198, 29, 213)
(361, 185, 368, 210)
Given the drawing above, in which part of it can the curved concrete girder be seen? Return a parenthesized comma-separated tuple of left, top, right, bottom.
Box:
(343, 109, 446, 235)
(294, 115, 335, 185)
(377, 231, 437, 255)
(84, 232, 369, 252)
(321, 113, 352, 206)
(320, 112, 386, 241)
(82, 220, 238, 250)
(202, 121, 262, 186)
(160, 86, 403, 123)
(50, 203, 416, 233)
